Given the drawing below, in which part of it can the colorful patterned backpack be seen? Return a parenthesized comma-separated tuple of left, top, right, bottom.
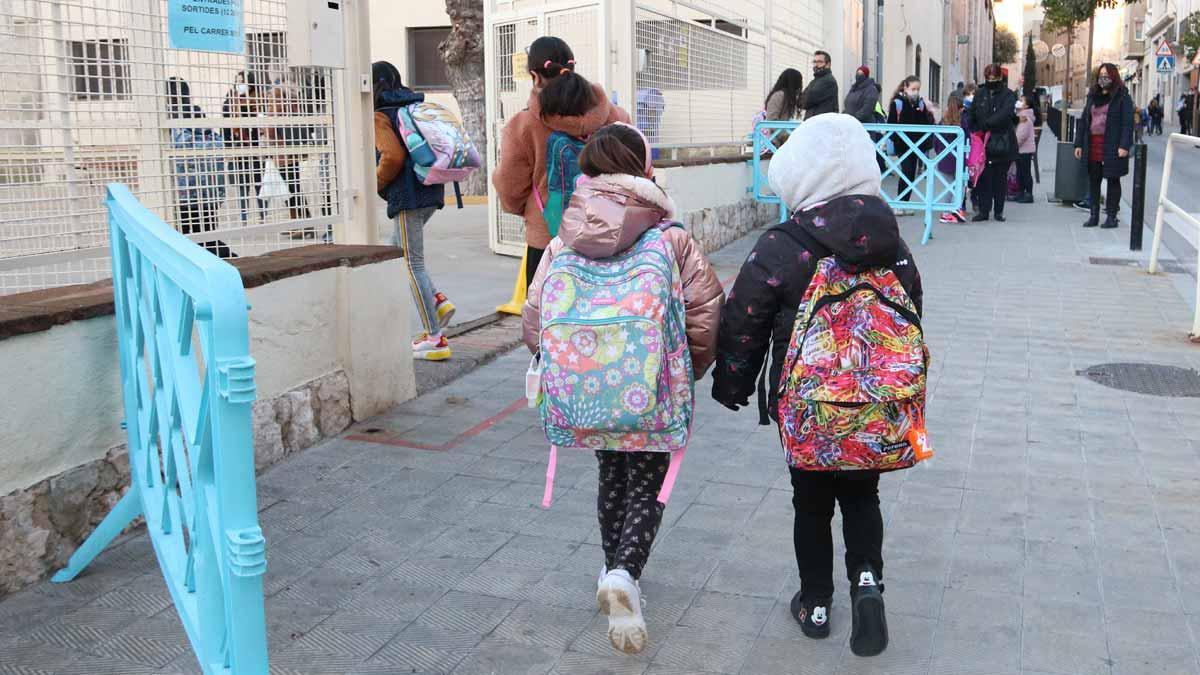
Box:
(777, 256, 929, 472)
(533, 131, 587, 238)
(535, 224, 693, 506)
(394, 102, 482, 198)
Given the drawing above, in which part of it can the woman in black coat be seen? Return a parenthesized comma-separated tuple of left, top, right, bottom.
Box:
(886, 76, 936, 209)
(969, 64, 1018, 222)
(1073, 63, 1134, 229)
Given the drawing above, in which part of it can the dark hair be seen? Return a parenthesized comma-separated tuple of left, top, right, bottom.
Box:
(1090, 63, 1123, 97)
(166, 77, 198, 119)
(983, 63, 1004, 81)
(579, 124, 647, 178)
(766, 68, 804, 119)
(372, 60, 404, 109)
(893, 76, 921, 98)
(814, 50, 831, 65)
(528, 36, 598, 118)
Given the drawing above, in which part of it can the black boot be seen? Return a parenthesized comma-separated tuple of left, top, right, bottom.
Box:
(1083, 202, 1100, 227)
(1016, 191, 1034, 204)
(850, 567, 888, 657)
(1101, 213, 1119, 229)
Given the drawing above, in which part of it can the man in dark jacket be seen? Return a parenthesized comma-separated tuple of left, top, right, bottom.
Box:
(844, 66, 881, 123)
(802, 51, 840, 119)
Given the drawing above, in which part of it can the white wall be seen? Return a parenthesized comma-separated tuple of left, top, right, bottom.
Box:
(368, 0, 462, 120)
(656, 161, 755, 214)
(880, 0, 947, 102)
(0, 259, 415, 497)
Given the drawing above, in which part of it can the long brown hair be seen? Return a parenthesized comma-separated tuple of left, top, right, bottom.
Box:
(942, 95, 963, 125)
(579, 124, 647, 178)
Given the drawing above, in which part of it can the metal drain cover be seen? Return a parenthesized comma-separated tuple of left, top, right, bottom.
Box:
(1077, 363, 1200, 397)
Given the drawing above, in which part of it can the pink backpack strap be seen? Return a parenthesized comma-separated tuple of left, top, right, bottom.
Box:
(541, 444, 558, 508)
(532, 181, 545, 212)
(656, 445, 686, 504)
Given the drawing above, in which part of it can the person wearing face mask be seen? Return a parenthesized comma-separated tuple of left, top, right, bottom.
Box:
(1073, 63, 1133, 229)
(801, 51, 840, 119)
(845, 66, 885, 172)
(887, 76, 935, 213)
(968, 65, 1018, 222)
(1013, 95, 1036, 203)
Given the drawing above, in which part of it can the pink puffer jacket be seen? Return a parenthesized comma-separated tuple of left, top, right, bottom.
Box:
(522, 173, 724, 377)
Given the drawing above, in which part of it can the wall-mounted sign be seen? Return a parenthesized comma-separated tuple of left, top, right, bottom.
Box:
(512, 52, 530, 81)
(168, 0, 244, 54)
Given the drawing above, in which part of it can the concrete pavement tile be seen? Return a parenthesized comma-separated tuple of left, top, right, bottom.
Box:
(490, 602, 596, 650)
(676, 591, 773, 637)
(1102, 576, 1183, 613)
(704, 560, 789, 598)
(930, 622, 1021, 674)
(414, 590, 519, 636)
(390, 555, 485, 590)
(453, 561, 547, 600)
(1107, 638, 1200, 675)
(693, 482, 768, 508)
(450, 637, 560, 675)
(1098, 546, 1174, 580)
(1103, 607, 1194, 649)
(489, 534, 581, 569)
(738, 635, 844, 675)
(338, 577, 446, 624)
(649, 625, 755, 674)
(1021, 628, 1112, 675)
(363, 623, 478, 673)
(939, 589, 1022, 628)
(1023, 597, 1105, 637)
(882, 580, 944, 619)
(1025, 515, 1094, 547)
(550, 650, 649, 675)
(420, 525, 514, 560)
(525, 569, 603, 610)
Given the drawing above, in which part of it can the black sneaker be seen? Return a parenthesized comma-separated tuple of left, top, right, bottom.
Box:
(849, 567, 888, 657)
(789, 591, 831, 639)
(1073, 200, 1091, 211)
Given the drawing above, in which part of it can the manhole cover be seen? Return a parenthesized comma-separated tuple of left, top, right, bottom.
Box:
(1077, 363, 1200, 397)
(1088, 257, 1188, 274)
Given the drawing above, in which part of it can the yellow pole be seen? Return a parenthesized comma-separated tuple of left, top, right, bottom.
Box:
(497, 246, 528, 315)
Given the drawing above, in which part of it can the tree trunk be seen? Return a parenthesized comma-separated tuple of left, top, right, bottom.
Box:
(440, 0, 487, 196)
(1085, 14, 1095, 89)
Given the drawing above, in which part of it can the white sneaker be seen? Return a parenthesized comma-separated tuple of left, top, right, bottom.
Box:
(411, 333, 451, 361)
(597, 569, 647, 654)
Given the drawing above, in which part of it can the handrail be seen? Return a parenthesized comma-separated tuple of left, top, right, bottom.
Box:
(52, 184, 269, 673)
(750, 121, 968, 245)
(1146, 133, 1200, 342)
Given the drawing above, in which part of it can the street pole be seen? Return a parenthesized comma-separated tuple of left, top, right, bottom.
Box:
(1085, 14, 1095, 89)
(1131, 142, 1147, 251)
(1066, 29, 1073, 107)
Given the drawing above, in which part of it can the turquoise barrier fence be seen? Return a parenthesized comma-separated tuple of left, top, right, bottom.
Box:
(751, 121, 968, 244)
(53, 185, 268, 674)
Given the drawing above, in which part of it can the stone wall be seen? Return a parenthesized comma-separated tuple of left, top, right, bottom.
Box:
(0, 371, 353, 599)
(679, 198, 778, 254)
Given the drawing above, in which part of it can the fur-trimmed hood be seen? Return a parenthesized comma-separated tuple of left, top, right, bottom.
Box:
(558, 173, 677, 259)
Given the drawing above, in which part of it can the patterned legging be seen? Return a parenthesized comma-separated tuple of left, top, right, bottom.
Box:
(596, 451, 670, 580)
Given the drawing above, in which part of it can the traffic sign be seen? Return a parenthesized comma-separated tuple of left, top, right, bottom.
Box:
(1156, 40, 1175, 58)
(1158, 55, 1176, 72)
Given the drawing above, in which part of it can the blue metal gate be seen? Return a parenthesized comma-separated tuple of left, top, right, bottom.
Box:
(53, 185, 269, 674)
(751, 121, 968, 244)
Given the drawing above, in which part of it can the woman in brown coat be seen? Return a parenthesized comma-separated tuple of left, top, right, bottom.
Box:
(492, 36, 630, 286)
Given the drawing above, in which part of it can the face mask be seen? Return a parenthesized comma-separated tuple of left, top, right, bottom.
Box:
(814, 65, 827, 76)
(1015, 101, 1026, 109)
(1098, 76, 1112, 88)
(236, 83, 249, 96)
(964, 96, 974, 105)
(906, 90, 920, 101)
(855, 73, 866, 83)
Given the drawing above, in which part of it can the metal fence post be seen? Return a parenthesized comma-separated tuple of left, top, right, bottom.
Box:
(1130, 142, 1147, 251)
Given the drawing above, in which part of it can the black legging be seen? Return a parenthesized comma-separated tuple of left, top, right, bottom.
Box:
(179, 201, 233, 259)
(278, 162, 311, 220)
(975, 159, 1012, 217)
(526, 245, 545, 288)
(897, 154, 922, 203)
(1088, 162, 1122, 216)
(1016, 154, 1034, 194)
(596, 450, 670, 580)
(791, 469, 883, 599)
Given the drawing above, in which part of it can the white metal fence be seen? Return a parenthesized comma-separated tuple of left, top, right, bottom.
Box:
(0, 0, 342, 295)
(1147, 133, 1200, 342)
(485, 0, 823, 254)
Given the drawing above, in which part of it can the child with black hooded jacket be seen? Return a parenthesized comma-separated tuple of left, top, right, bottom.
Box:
(712, 113, 924, 658)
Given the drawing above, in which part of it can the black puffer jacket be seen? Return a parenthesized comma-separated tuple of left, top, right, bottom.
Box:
(711, 195, 923, 418)
(844, 77, 882, 123)
(970, 82, 1018, 161)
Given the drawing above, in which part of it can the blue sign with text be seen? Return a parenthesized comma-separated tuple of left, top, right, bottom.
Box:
(168, 0, 244, 54)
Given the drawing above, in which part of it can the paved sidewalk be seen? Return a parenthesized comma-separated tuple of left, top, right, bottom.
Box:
(4, 192, 1200, 675)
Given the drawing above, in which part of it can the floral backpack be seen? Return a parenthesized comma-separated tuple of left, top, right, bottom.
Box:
(776, 255, 930, 472)
(534, 224, 692, 507)
(393, 101, 482, 206)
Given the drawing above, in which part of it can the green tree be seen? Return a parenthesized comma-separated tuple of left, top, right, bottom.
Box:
(1180, 11, 1200, 62)
(1041, 0, 1137, 104)
(1023, 35, 1038, 97)
(994, 27, 1020, 65)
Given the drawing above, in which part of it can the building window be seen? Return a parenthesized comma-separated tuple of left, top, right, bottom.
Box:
(1134, 20, 1145, 42)
(69, 39, 130, 100)
(915, 44, 922, 80)
(408, 27, 451, 90)
(497, 23, 515, 92)
(929, 60, 941, 103)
